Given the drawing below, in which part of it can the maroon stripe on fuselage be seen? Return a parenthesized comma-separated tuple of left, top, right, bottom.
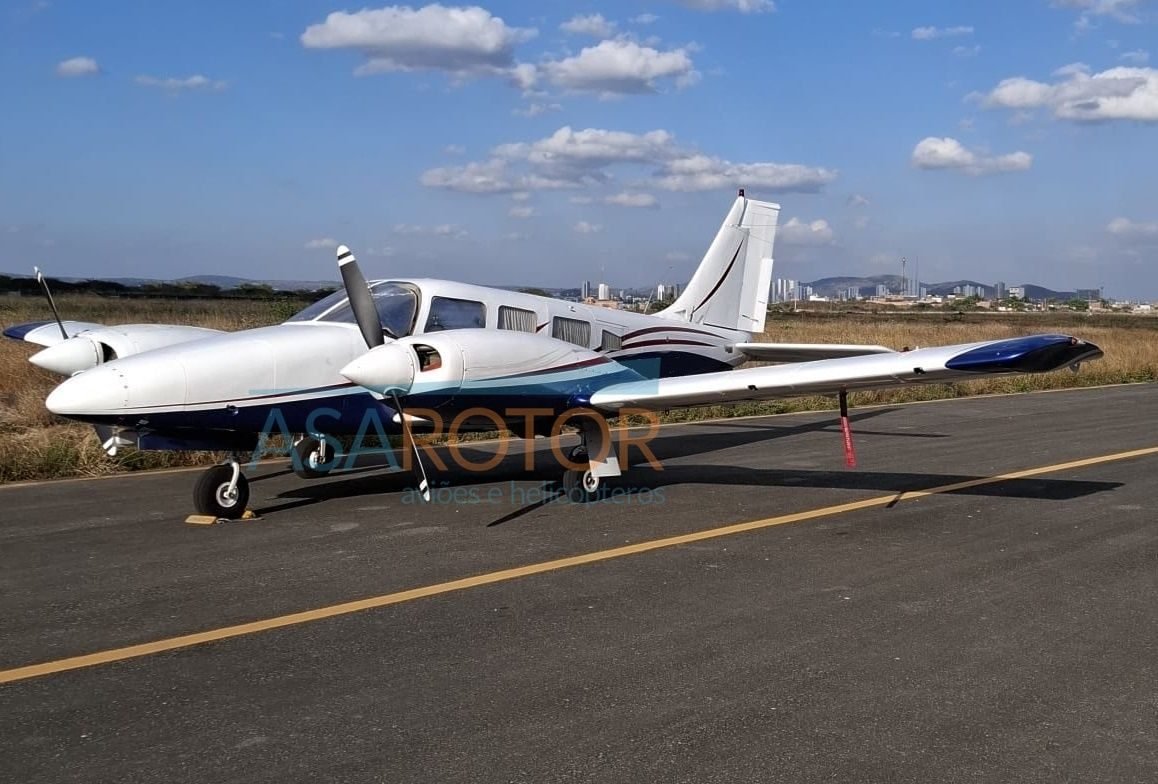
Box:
(619, 339, 717, 351)
(621, 325, 723, 341)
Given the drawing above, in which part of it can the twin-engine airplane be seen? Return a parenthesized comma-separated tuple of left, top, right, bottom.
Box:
(5, 192, 1103, 518)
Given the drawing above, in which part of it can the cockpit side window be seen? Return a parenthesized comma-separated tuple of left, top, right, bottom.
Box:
(424, 297, 486, 332)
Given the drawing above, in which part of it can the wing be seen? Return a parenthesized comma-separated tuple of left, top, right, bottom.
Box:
(735, 342, 895, 363)
(3, 320, 104, 347)
(590, 334, 1102, 412)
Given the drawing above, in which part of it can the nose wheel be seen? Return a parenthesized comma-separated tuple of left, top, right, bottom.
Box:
(193, 462, 250, 519)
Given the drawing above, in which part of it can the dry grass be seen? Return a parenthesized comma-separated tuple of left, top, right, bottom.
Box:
(0, 295, 299, 482)
(1, 296, 1155, 482)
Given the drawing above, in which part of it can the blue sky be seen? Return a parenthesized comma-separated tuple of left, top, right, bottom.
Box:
(2, 0, 1156, 296)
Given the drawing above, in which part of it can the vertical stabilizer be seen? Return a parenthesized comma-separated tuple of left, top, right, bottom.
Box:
(658, 191, 780, 335)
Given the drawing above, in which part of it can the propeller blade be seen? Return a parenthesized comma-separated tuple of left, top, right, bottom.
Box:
(391, 392, 431, 503)
(34, 266, 69, 341)
(336, 245, 385, 349)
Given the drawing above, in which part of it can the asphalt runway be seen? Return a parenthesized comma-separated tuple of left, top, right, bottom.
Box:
(2, 384, 1157, 783)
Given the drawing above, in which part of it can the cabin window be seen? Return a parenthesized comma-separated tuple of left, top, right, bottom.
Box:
(425, 297, 485, 332)
(498, 306, 537, 333)
(599, 330, 622, 352)
(552, 316, 591, 347)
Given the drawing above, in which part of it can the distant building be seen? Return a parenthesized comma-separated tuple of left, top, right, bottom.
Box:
(1076, 288, 1100, 301)
(843, 286, 860, 301)
(875, 284, 889, 298)
(656, 283, 667, 301)
(597, 283, 610, 301)
(581, 281, 591, 300)
(994, 281, 1007, 300)
(772, 278, 797, 303)
(1009, 286, 1026, 300)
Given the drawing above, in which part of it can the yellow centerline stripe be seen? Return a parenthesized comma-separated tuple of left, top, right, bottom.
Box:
(2, 445, 1156, 686)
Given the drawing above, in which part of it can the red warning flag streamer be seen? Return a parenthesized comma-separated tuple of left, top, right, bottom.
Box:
(839, 391, 856, 468)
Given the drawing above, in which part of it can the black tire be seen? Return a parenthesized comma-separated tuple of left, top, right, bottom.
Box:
(561, 467, 601, 504)
(292, 436, 334, 479)
(193, 465, 250, 519)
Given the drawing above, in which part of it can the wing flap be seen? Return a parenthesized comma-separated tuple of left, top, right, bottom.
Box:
(735, 342, 895, 363)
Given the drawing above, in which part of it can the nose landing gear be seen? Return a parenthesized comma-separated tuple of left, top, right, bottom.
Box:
(193, 459, 250, 519)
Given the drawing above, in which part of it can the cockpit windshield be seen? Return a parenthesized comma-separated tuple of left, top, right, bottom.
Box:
(286, 282, 419, 338)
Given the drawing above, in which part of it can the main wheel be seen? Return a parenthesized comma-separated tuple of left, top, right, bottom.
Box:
(561, 467, 602, 503)
(193, 465, 250, 519)
(292, 436, 334, 479)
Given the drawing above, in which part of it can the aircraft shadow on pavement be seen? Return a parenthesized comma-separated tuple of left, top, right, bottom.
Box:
(254, 408, 1120, 519)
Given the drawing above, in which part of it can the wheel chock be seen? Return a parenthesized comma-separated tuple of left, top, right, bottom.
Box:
(184, 509, 262, 525)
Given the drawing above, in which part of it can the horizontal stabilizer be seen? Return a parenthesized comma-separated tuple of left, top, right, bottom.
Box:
(735, 342, 896, 363)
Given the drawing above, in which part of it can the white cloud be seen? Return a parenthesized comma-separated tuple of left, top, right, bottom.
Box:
(779, 218, 835, 246)
(979, 65, 1158, 122)
(1052, 0, 1143, 28)
(423, 125, 837, 196)
(513, 101, 561, 117)
(911, 136, 1032, 175)
(560, 13, 616, 38)
(304, 237, 340, 249)
(570, 195, 595, 204)
(604, 192, 659, 208)
(508, 205, 535, 218)
(300, 4, 536, 82)
(675, 0, 775, 12)
(541, 39, 698, 96)
(652, 154, 836, 192)
(573, 221, 603, 234)
(444, 144, 466, 155)
(393, 223, 469, 238)
(953, 44, 982, 57)
(847, 193, 870, 207)
(632, 13, 660, 24)
(1120, 49, 1150, 64)
(55, 56, 99, 78)
(135, 74, 227, 91)
(1107, 217, 1158, 239)
(912, 25, 974, 40)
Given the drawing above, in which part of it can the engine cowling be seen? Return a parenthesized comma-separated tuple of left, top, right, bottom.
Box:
(29, 324, 222, 376)
(341, 329, 628, 411)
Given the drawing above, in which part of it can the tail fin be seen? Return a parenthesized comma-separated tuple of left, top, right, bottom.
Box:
(658, 191, 779, 334)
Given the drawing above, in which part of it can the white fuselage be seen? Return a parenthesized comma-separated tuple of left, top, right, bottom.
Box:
(43, 279, 752, 447)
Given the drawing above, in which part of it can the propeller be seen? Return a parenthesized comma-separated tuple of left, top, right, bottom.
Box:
(34, 266, 69, 341)
(335, 244, 429, 502)
(392, 392, 431, 503)
(336, 244, 391, 349)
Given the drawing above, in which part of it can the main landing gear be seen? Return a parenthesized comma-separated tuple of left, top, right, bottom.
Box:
(559, 417, 620, 504)
(193, 459, 250, 519)
(291, 435, 334, 479)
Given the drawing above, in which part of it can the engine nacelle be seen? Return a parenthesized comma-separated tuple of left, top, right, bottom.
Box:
(29, 324, 222, 376)
(341, 329, 625, 413)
